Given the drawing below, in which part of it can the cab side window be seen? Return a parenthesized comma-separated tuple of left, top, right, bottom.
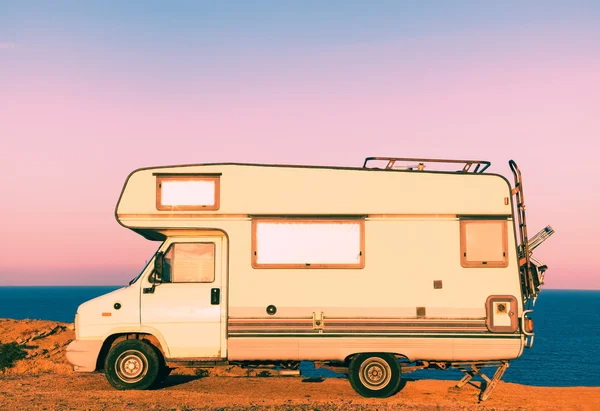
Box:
(158, 243, 215, 283)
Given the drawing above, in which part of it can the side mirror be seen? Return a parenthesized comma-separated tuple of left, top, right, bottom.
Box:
(144, 252, 165, 293)
(153, 251, 164, 283)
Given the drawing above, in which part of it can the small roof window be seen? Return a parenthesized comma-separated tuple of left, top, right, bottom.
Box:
(156, 175, 220, 211)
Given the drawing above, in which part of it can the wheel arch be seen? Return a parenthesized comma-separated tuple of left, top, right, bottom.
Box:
(344, 351, 409, 366)
(96, 332, 167, 371)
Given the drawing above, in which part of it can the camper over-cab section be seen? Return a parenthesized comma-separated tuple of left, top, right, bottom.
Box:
(116, 160, 513, 225)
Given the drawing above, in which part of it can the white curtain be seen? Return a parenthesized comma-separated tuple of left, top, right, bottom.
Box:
(172, 243, 215, 283)
(255, 221, 362, 265)
(161, 180, 215, 206)
(465, 221, 505, 262)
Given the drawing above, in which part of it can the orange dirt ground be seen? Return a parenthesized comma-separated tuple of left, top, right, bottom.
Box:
(1, 318, 598, 411)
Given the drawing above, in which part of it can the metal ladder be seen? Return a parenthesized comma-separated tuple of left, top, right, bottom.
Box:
(509, 160, 537, 301)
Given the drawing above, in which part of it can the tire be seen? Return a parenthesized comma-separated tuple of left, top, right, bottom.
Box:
(104, 339, 161, 390)
(348, 353, 402, 398)
(156, 366, 173, 383)
(150, 344, 171, 387)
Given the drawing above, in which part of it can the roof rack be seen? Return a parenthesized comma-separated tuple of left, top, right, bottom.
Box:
(363, 157, 491, 173)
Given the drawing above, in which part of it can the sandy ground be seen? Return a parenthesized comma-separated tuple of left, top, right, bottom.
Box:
(1, 318, 598, 411)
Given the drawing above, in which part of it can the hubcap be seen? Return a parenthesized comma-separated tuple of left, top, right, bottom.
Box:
(115, 350, 148, 383)
(358, 357, 392, 390)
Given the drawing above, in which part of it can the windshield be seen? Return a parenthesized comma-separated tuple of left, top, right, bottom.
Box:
(128, 245, 163, 285)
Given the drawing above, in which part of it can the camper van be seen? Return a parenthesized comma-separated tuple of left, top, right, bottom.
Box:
(66, 157, 553, 400)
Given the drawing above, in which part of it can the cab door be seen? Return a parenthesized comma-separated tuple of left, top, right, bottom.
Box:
(141, 236, 226, 359)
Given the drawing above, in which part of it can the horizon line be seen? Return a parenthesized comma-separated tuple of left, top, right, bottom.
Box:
(0, 285, 598, 291)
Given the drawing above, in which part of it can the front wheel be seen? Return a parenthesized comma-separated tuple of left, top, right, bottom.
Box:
(155, 365, 173, 385)
(104, 339, 160, 390)
(348, 353, 402, 398)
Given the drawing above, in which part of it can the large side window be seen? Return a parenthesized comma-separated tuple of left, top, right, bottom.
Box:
(460, 220, 508, 268)
(156, 175, 220, 211)
(252, 218, 365, 268)
(159, 243, 215, 283)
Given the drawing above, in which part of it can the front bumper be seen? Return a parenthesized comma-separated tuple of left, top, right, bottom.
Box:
(66, 339, 103, 372)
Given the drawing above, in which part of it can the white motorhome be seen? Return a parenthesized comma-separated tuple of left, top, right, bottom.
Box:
(66, 157, 553, 400)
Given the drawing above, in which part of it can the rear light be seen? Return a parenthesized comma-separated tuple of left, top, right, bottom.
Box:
(524, 317, 534, 333)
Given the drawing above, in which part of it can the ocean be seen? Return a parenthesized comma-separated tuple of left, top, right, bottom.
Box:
(0, 287, 598, 387)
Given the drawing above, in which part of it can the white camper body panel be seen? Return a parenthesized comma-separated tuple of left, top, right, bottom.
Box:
(111, 163, 524, 363)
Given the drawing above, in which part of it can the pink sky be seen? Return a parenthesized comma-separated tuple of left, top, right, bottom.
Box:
(1, 3, 599, 288)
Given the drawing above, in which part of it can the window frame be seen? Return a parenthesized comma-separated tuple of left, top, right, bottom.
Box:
(155, 174, 220, 211)
(460, 219, 509, 268)
(251, 218, 366, 269)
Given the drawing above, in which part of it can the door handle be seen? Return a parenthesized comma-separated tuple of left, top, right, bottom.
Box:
(211, 288, 220, 305)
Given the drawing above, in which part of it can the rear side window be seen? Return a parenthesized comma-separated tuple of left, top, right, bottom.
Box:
(460, 220, 508, 268)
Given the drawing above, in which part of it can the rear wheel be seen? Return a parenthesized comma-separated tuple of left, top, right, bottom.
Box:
(348, 353, 402, 398)
(104, 340, 160, 390)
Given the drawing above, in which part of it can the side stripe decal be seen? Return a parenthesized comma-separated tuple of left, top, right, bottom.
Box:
(227, 317, 518, 337)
